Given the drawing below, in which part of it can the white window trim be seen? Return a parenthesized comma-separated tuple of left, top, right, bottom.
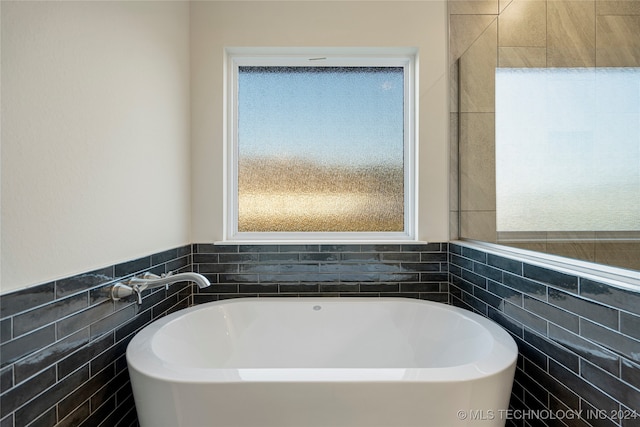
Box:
(224, 47, 418, 243)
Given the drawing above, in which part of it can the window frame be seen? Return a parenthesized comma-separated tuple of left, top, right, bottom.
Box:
(224, 48, 417, 242)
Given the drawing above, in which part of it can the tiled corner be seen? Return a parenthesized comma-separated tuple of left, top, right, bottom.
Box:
(0, 246, 191, 427)
(449, 242, 640, 427)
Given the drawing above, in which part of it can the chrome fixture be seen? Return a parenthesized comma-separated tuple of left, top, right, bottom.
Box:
(110, 271, 211, 305)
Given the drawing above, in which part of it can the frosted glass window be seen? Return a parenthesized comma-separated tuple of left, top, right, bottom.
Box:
(496, 68, 640, 232)
(229, 57, 414, 239)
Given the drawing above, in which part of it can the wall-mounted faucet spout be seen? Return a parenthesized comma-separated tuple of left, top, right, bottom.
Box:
(129, 272, 211, 290)
(110, 271, 211, 305)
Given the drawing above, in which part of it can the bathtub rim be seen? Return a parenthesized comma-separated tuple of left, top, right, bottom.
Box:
(126, 297, 518, 384)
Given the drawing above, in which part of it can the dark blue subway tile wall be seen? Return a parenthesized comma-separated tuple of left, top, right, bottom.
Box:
(2, 241, 639, 427)
(0, 242, 449, 426)
(449, 243, 640, 427)
(191, 243, 450, 304)
(0, 246, 191, 427)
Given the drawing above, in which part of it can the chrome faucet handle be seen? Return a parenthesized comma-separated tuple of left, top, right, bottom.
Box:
(110, 282, 143, 305)
(131, 284, 144, 305)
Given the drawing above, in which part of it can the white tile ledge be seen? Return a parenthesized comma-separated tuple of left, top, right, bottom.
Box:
(454, 239, 640, 292)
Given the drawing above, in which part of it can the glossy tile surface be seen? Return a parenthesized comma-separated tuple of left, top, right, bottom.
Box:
(450, 242, 640, 427)
(2, 242, 638, 427)
(0, 246, 191, 427)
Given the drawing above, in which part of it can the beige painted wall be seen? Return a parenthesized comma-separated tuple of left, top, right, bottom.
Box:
(1, 0, 449, 293)
(1, 1, 191, 292)
(190, 1, 450, 243)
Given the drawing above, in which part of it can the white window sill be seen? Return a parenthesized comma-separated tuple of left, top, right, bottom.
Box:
(215, 240, 431, 246)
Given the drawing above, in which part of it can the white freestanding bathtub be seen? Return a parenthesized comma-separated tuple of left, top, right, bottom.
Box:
(127, 297, 517, 427)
